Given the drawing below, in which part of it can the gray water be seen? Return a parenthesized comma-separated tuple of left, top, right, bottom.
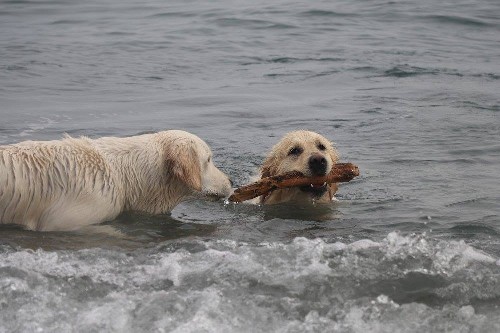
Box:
(1, 0, 500, 331)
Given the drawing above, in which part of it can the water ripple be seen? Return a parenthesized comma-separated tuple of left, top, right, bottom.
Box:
(419, 14, 496, 27)
(383, 65, 463, 78)
(298, 10, 356, 18)
(214, 18, 296, 29)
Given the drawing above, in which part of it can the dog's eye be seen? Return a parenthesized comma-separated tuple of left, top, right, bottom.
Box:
(317, 143, 326, 151)
(207, 156, 211, 163)
(288, 146, 303, 156)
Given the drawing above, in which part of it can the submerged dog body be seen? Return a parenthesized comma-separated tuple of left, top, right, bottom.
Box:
(0, 130, 231, 231)
(259, 130, 339, 204)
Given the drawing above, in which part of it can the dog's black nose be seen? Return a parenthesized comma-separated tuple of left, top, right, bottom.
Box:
(308, 154, 327, 176)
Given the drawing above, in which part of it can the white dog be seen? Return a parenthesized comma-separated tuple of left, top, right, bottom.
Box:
(258, 130, 339, 204)
(0, 130, 232, 231)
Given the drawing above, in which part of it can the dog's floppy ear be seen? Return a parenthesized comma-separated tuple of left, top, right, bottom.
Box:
(328, 142, 340, 164)
(261, 167, 271, 179)
(260, 157, 276, 179)
(165, 144, 202, 191)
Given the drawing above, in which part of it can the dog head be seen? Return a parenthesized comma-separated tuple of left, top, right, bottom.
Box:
(261, 130, 339, 199)
(162, 130, 232, 199)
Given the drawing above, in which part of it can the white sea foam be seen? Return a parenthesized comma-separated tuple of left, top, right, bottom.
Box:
(1, 232, 499, 332)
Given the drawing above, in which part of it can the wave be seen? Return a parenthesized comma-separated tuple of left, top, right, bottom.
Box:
(1, 232, 498, 332)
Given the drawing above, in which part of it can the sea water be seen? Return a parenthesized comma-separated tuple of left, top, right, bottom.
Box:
(1, 0, 499, 331)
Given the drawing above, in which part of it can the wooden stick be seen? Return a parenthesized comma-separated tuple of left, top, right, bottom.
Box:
(228, 162, 359, 203)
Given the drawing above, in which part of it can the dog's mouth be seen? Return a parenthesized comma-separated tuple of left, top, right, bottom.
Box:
(201, 192, 227, 201)
(201, 186, 234, 200)
(299, 182, 328, 197)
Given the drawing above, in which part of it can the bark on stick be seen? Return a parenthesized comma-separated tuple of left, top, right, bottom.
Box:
(228, 162, 359, 203)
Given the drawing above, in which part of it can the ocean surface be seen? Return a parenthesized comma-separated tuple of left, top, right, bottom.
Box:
(1, 0, 500, 331)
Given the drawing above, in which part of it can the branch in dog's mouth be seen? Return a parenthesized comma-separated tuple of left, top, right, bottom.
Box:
(227, 163, 360, 203)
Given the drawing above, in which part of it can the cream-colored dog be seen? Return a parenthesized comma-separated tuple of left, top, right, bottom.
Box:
(0, 130, 232, 231)
(259, 130, 339, 204)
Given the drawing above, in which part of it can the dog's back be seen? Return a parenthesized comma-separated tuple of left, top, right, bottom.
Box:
(0, 138, 122, 231)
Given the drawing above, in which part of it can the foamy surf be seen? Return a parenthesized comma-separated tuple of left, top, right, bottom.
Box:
(1, 232, 498, 332)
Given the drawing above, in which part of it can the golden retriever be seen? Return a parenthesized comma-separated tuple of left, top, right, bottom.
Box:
(0, 130, 232, 231)
(259, 130, 339, 204)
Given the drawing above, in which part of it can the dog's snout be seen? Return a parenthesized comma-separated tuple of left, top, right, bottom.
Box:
(308, 154, 327, 176)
